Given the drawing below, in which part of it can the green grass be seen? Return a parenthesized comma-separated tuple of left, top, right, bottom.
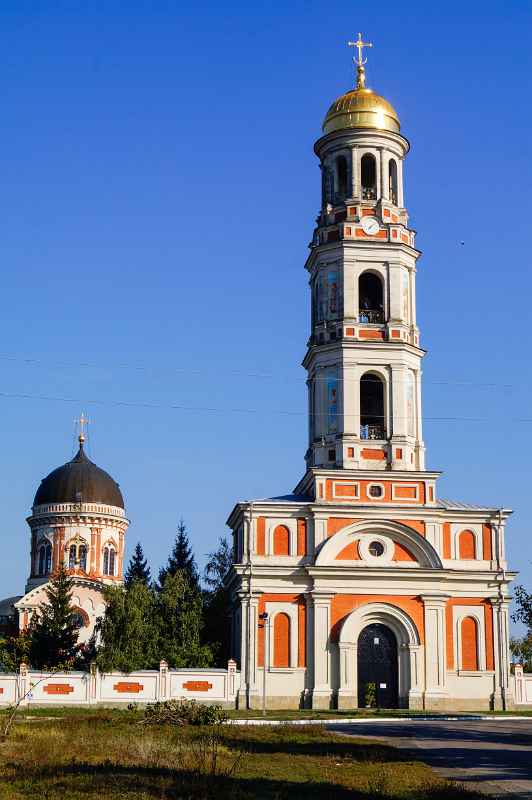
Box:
(0, 707, 484, 799)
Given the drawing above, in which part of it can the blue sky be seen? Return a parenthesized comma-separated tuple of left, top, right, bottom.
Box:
(0, 1, 531, 630)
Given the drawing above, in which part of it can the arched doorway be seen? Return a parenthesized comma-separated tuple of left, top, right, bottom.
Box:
(357, 623, 398, 708)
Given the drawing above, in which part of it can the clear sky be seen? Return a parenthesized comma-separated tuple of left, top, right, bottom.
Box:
(0, 1, 531, 630)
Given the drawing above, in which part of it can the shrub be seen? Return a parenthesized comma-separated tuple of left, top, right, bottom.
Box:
(142, 698, 228, 726)
(364, 682, 377, 708)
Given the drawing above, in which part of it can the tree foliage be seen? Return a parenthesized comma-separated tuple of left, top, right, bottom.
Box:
(513, 585, 532, 630)
(510, 633, 532, 671)
(0, 630, 32, 673)
(159, 519, 199, 590)
(27, 567, 81, 669)
(124, 541, 151, 588)
(95, 571, 212, 672)
(203, 537, 233, 666)
(95, 580, 159, 672)
(157, 572, 212, 668)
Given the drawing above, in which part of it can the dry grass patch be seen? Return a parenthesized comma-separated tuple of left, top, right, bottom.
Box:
(0, 709, 483, 799)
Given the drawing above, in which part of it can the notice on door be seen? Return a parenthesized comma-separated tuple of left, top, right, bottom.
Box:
(379, 683, 387, 689)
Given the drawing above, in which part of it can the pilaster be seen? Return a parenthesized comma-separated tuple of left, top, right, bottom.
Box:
(421, 595, 449, 707)
(311, 592, 334, 709)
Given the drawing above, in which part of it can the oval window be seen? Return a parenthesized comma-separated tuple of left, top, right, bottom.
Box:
(368, 541, 385, 557)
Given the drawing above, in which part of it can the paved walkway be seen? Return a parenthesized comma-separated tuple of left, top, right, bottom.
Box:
(334, 719, 532, 798)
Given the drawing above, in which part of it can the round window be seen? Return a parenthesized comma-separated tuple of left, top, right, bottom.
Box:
(368, 541, 385, 557)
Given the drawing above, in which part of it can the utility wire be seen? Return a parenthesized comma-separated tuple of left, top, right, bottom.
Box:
(0, 353, 518, 390)
(0, 390, 530, 424)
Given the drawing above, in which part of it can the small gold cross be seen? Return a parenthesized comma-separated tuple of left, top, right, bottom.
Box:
(75, 412, 89, 443)
(348, 32, 373, 66)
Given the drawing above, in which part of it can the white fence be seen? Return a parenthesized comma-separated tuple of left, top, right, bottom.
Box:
(0, 659, 240, 707)
(513, 665, 532, 706)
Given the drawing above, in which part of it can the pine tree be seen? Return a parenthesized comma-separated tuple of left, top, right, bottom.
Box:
(29, 566, 81, 669)
(124, 542, 151, 588)
(158, 518, 199, 589)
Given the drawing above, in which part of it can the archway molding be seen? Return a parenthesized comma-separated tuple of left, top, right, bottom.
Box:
(336, 601, 423, 708)
(316, 519, 442, 569)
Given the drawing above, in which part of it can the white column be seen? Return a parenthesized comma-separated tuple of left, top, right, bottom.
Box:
(388, 263, 403, 322)
(239, 591, 259, 707)
(338, 642, 357, 708)
(409, 268, 417, 327)
(380, 148, 388, 201)
(351, 146, 359, 197)
(375, 150, 382, 201)
(312, 593, 333, 708)
(398, 159, 405, 207)
(342, 364, 358, 436)
(343, 258, 357, 319)
(490, 598, 503, 708)
(422, 595, 448, 707)
(391, 366, 408, 438)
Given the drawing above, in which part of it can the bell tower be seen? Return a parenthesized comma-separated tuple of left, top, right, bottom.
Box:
(304, 34, 424, 474)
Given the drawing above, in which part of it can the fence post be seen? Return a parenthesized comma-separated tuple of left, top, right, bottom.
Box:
(89, 662, 98, 704)
(159, 660, 169, 701)
(227, 659, 237, 701)
(18, 662, 29, 706)
(514, 663, 523, 705)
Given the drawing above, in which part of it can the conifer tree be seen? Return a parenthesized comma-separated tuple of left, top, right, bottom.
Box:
(29, 566, 81, 669)
(157, 571, 212, 668)
(124, 542, 151, 588)
(158, 518, 199, 589)
(95, 581, 159, 672)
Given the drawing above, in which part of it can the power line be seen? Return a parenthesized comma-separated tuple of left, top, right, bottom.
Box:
(0, 353, 519, 390)
(0, 390, 531, 424)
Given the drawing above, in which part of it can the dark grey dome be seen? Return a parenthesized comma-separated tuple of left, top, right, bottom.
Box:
(33, 442, 124, 509)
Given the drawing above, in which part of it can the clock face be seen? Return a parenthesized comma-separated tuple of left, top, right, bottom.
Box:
(361, 216, 380, 235)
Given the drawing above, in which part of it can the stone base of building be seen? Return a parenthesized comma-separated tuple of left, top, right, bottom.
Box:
(311, 690, 332, 710)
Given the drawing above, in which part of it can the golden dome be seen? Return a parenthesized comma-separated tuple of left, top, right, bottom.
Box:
(323, 86, 400, 135)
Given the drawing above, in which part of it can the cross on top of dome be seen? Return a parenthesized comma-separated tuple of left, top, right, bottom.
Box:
(348, 32, 373, 89)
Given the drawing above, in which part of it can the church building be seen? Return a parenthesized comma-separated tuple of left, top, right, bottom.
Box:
(11, 424, 128, 643)
(226, 37, 515, 711)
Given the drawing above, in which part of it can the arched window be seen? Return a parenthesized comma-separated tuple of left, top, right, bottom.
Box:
(388, 159, 398, 205)
(273, 525, 290, 556)
(103, 546, 116, 576)
(69, 545, 76, 570)
(360, 372, 385, 440)
(336, 155, 348, 200)
(361, 154, 376, 200)
(461, 617, 479, 671)
(459, 530, 476, 560)
(45, 543, 52, 573)
(273, 613, 291, 668)
(359, 272, 384, 323)
(79, 544, 87, 572)
(38, 542, 52, 576)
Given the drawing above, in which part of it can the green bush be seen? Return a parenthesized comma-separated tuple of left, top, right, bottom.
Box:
(364, 682, 377, 708)
(142, 698, 228, 726)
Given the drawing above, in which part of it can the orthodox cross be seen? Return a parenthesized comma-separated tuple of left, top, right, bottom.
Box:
(76, 412, 89, 443)
(348, 33, 373, 66)
(348, 33, 373, 88)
